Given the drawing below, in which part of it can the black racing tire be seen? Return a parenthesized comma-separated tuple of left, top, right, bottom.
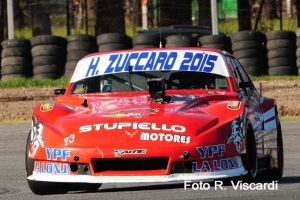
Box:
(1, 39, 30, 48)
(268, 57, 296, 67)
(268, 66, 296, 76)
(231, 40, 261, 52)
(1, 65, 27, 75)
(267, 48, 293, 59)
(33, 65, 58, 74)
(1, 47, 30, 57)
(27, 180, 70, 195)
(1, 74, 27, 80)
(258, 116, 284, 181)
(67, 34, 96, 43)
(33, 73, 58, 79)
(238, 58, 259, 66)
(200, 44, 226, 50)
(297, 48, 300, 58)
(132, 34, 161, 46)
(233, 49, 258, 59)
(132, 45, 158, 49)
(198, 34, 226, 45)
(297, 37, 300, 48)
(64, 69, 74, 78)
(266, 39, 296, 50)
(1, 56, 31, 67)
(265, 30, 296, 40)
(30, 35, 67, 47)
(296, 27, 300, 37)
(32, 56, 64, 66)
(229, 31, 265, 43)
(25, 131, 34, 177)
(297, 57, 300, 68)
(31, 45, 66, 57)
(97, 33, 132, 46)
(98, 44, 127, 52)
(70, 183, 102, 191)
(67, 51, 91, 61)
(243, 66, 264, 76)
(67, 41, 98, 52)
(241, 124, 258, 181)
(165, 35, 193, 47)
(65, 61, 78, 71)
(271, 116, 284, 180)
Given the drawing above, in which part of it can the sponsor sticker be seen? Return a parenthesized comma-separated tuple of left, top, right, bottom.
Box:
(192, 156, 242, 172)
(227, 115, 244, 153)
(227, 101, 241, 110)
(29, 117, 44, 158)
(40, 103, 54, 112)
(114, 149, 147, 157)
(34, 161, 70, 175)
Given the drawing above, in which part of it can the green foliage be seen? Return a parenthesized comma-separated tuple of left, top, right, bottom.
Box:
(0, 77, 69, 88)
(250, 75, 300, 81)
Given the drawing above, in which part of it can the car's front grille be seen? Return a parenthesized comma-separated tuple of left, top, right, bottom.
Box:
(92, 158, 169, 173)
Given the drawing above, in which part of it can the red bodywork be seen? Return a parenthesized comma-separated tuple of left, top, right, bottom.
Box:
(26, 48, 280, 184)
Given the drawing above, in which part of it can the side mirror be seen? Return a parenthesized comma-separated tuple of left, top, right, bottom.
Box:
(238, 81, 252, 88)
(54, 89, 66, 95)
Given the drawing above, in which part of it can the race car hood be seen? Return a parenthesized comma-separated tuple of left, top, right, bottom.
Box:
(37, 91, 241, 148)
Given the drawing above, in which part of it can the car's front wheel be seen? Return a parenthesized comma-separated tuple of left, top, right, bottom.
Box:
(25, 131, 70, 195)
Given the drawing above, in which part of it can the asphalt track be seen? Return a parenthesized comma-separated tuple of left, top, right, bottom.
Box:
(0, 122, 299, 200)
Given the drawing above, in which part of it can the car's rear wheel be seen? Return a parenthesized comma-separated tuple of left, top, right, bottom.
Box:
(272, 116, 284, 179)
(25, 131, 70, 195)
(241, 125, 258, 181)
(259, 116, 284, 181)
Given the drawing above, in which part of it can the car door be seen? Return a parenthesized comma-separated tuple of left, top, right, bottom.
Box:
(227, 57, 264, 136)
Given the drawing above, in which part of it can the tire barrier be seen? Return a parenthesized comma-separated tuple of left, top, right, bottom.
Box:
(296, 27, 300, 75)
(229, 31, 267, 76)
(265, 30, 297, 76)
(198, 34, 232, 53)
(65, 34, 97, 78)
(0, 39, 32, 80)
(165, 35, 194, 48)
(132, 34, 163, 49)
(97, 33, 132, 52)
(30, 35, 67, 79)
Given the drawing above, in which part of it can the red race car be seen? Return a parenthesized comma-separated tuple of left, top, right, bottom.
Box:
(25, 47, 283, 195)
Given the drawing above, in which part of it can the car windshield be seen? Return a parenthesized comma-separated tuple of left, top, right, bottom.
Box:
(70, 71, 228, 94)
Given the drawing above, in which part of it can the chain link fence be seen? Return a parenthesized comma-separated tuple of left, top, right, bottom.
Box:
(0, 0, 299, 40)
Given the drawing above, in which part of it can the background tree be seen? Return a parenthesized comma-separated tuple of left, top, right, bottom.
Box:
(237, 0, 252, 30)
(158, 0, 192, 26)
(31, 0, 51, 36)
(95, 0, 125, 35)
(198, 0, 211, 27)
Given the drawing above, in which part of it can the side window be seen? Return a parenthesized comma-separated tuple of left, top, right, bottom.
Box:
(234, 59, 253, 96)
(226, 57, 241, 92)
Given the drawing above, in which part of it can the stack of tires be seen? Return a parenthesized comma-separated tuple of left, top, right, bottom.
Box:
(198, 34, 232, 53)
(65, 34, 97, 78)
(165, 35, 193, 47)
(296, 27, 300, 75)
(265, 30, 297, 76)
(1, 39, 32, 80)
(30, 35, 67, 79)
(132, 34, 163, 49)
(229, 31, 267, 76)
(97, 33, 132, 52)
